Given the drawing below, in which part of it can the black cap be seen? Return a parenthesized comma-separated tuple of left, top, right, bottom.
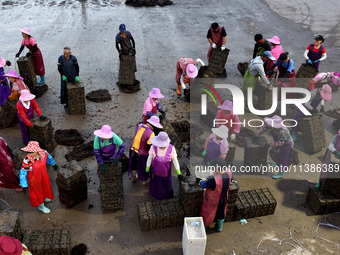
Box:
(314, 35, 324, 42)
(277, 53, 288, 62)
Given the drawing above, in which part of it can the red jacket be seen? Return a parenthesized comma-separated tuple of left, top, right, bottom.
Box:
(16, 99, 42, 126)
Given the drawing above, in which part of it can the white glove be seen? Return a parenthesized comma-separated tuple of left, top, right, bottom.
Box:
(180, 76, 186, 90)
(230, 133, 236, 142)
(221, 45, 226, 51)
(195, 58, 205, 67)
(212, 43, 217, 49)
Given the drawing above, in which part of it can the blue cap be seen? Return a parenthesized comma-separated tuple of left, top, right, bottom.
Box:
(119, 24, 126, 32)
(262, 51, 276, 61)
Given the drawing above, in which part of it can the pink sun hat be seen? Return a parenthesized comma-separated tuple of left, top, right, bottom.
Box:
(3, 70, 24, 80)
(267, 36, 280, 45)
(217, 100, 233, 111)
(320, 84, 332, 101)
(332, 72, 340, 86)
(149, 88, 164, 99)
(0, 235, 22, 255)
(264, 115, 287, 130)
(19, 89, 35, 101)
(186, 64, 198, 78)
(94, 125, 114, 139)
(147, 115, 163, 129)
(21, 141, 44, 153)
(0, 57, 5, 68)
(150, 131, 170, 147)
(20, 27, 31, 36)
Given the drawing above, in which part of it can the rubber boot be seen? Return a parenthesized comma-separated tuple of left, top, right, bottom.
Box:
(315, 179, 321, 188)
(272, 171, 284, 179)
(44, 198, 52, 202)
(177, 84, 182, 95)
(291, 131, 298, 142)
(37, 203, 50, 214)
(132, 171, 137, 183)
(216, 219, 224, 232)
(38, 75, 45, 84)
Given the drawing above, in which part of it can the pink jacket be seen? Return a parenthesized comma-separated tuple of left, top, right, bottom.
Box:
(143, 97, 158, 116)
(215, 110, 241, 134)
(271, 45, 283, 60)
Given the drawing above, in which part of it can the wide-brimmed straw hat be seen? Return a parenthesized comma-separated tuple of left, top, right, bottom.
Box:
(331, 72, 340, 86)
(19, 89, 35, 101)
(147, 116, 163, 129)
(267, 36, 280, 45)
(21, 141, 44, 153)
(264, 115, 286, 130)
(150, 131, 170, 147)
(94, 125, 113, 139)
(0, 236, 22, 255)
(186, 64, 198, 78)
(0, 57, 5, 68)
(320, 84, 332, 101)
(211, 125, 229, 139)
(3, 70, 23, 80)
(217, 100, 233, 111)
(149, 88, 164, 99)
(19, 27, 31, 36)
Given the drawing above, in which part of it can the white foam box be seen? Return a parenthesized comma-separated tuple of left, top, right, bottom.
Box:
(182, 217, 207, 255)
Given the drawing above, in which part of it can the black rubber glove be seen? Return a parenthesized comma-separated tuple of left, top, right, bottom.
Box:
(160, 110, 166, 118)
(282, 71, 291, 79)
(177, 174, 185, 182)
(53, 164, 59, 170)
(145, 172, 150, 179)
(6, 60, 11, 66)
(39, 115, 47, 121)
(15, 53, 20, 58)
(26, 52, 32, 57)
(196, 178, 202, 184)
(32, 125, 38, 130)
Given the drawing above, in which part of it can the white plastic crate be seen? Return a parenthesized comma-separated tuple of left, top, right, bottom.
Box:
(182, 217, 207, 255)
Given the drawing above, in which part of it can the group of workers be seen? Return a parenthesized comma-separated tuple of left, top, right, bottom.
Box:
(0, 22, 339, 237)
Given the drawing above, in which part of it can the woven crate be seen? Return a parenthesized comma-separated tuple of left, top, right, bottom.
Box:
(306, 187, 340, 214)
(299, 114, 326, 153)
(235, 188, 277, 220)
(138, 198, 185, 231)
(256, 81, 274, 110)
(225, 144, 236, 166)
(208, 47, 230, 76)
(17, 56, 37, 89)
(295, 64, 319, 90)
(28, 117, 55, 152)
(244, 137, 268, 167)
(0, 100, 18, 129)
(0, 211, 23, 241)
(23, 229, 70, 255)
(179, 181, 204, 217)
(161, 117, 183, 152)
(321, 169, 340, 198)
(118, 55, 136, 85)
(99, 163, 124, 210)
(56, 161, 87, 187)
(67, 82, 86, 115)
(56, 161, 88, 208)
(57, 181, 88, 209)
